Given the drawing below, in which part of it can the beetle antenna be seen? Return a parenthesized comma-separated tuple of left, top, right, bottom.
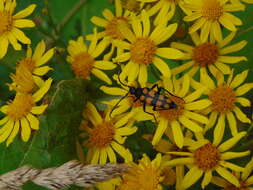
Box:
(110, 92, 130, 118)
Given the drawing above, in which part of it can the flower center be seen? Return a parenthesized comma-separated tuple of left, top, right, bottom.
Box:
(130, 37, 157, 65)
(194, 143, 220, 171)
(201, 0, 223, 20)
(122, 0, 141, 12)
(0, 11, 13, 35)
(7, 94, 33, 121)
(17, 58, 36, 73)
(106, 16, 128, 40)
(209, 85, 236, 113)
(226, 181, 249, 190)
(71, 52, 94, 80)
(119, 161, 161, 190)
(88, 121, 115, 148)
(192, 42, 219, 67)
(159, 96, 185, 121)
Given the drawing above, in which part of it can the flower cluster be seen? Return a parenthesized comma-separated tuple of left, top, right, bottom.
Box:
(1, 0, 253, 190)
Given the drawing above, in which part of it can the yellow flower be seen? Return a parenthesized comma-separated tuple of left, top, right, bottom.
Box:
(80, 102, 137, 164)
(137, 0, 191, 25)
(94, 178, 121, 190)
(67, 34, 116, 84)
(114, 10, 184, 86)
(15, 40, 54, 86)
(194, 70, 253, 136)
(212, 157, 253, 189)
(171, 32, 247, 76)
(117, 153, 164, 190)
(152, 74, 211, 148)
(0, 78, 52, 146)
(165, 131, 250, 189)
(184, 0, 244, 42)
(0, 0, 36, 58)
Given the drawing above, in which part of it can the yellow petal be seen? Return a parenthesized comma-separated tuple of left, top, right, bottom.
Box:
(218, 132, 246, 152)
(220, 40, 247, 55)
(91, 16, 108, 27)
(178, 115, 203, 132)
(6, 121, 20, 146)
(182, 166, 203, 189)
(32, 78, 52, 102)
(219, 14, 237, 31)
(152, 117, 168, 145)
(0, 120, 14, 143)
(178, 74, 190, 97)
(164, 157, 194, 167)
(242, 157, 253, 180)
(14, 19, 35, 28)
(36, 48, 55, 66)
(184, 87, 206, 103)
(215, 166, 240, 187)
(100, 86, 126, 96)
(86, 102, 103, 125)
(211, 20, 222, 42)
(189, 18, 206, 33)
(201, 170, 212, 189)
(0, 37, 9, 59)
(226, 111, 238, 136)
(235, 83, 253, 96)
(26, 113, 39, 130)
(171, 120, 184, 148)
(220, 161, 244, 172)
(156, 48, 184, 59)
(230, 70, 248, 89)
(13, 4, 36, 19)
(99, 148, 107, 164)
(12, 28, 31, 44)
(131, 16, 142, 37)
(200, 20, 211, 42)
(107, 146, 116, 163)
(233, 106, 251, 123)
(184, 99, 212, 110)
(221, 151, 250, 160)
(236, 97, 251, 107)
(153, 56, 171, 77)
(33, 40, 46, 59)
(33, 66, 52, 76)
(218, 56, 247, 64)
(91, 149, 100, 164)
(184, 110, 209, 124)
(213, 114, 225, 146)
(20, 118, 31, 142)
(138, 64, 147, 86)
(92, 68, 112, 85)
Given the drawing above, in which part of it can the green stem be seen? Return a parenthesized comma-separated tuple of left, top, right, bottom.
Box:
(56, 0, 88, 33)
(238, 26, 253, 36)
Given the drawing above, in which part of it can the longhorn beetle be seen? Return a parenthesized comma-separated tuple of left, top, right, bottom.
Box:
(110, 75, 181, 122)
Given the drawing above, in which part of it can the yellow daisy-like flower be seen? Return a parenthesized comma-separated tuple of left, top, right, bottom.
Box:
(165, 131, 250, 189)
(117, 153, 164, 190)
(15, 40, 54, 86)
(171, 32, 247, 76)
(212, 157, 253, 189)
(0, 78, 52, 146)
(80, 102, 137, 164)
(184, 0, 244, 42)
(0, 0, 36, 58)
(114, 10, 184, 86)
(67, 34, 116, 84)
(195, 69, 253, 136)
(152, 74, 211, 148)
(137, 0, 191, 25)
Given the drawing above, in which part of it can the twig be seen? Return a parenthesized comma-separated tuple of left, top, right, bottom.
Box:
(0, 160, 129, 190)
(56, 0, 88, 33)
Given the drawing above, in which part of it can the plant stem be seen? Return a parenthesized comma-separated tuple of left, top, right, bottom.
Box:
(238, 26, 253, 36)
(56, 0, 88, 33)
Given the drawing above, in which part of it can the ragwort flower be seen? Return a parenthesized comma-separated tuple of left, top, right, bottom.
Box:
(117, 153, 164, 190)
(165, 131, 250, 189)
(80, 102, 137, 164)
(184, 0, 244, 42)
(212, 157, 253, 189)
(195, 69, 253, 136)
(171, 32, 247, 76)
(67, 33, 116, 84)
(15, 40, 54, 86)
(0, 0, 36, 58)
(152, 74, 211, 148)
(0, 78, 52, 146)
(114, 10, 184, 86)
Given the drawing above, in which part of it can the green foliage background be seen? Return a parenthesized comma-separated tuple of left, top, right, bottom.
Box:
(0, 0, 253, 189)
